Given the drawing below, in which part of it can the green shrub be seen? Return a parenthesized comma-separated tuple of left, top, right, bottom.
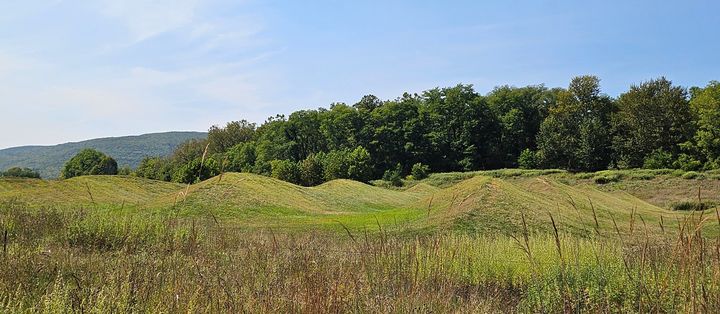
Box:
(673, 154, 702, 171)
(517, 149, 538, 169)
(299, 154, 325, 186)
(671, 201, 716, 211)
(411, 163, 430, 180)
(382, 164, 403, 187)
(593, 173, 621, 184)
(643, 149, 674, 169)
(270, 159, 301, 184)
(172, 157, 220, 184)
(681, 171, 704, 180)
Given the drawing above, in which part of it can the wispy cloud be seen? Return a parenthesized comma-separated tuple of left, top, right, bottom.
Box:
(0, 0, 280, 148)
(94, 0, 202, 42)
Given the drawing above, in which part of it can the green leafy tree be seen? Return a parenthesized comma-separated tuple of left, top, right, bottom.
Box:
(135, 157, 174, 181)
(536, 76, 615, 171)
(286, 110, 327, 160)
(207, 120, 256, 154)
(254, 115, 295, 175)
(370, 94, 431, 176)
(171, 139, 209, 165)
(321, 103, 368, 151)
(643, 149, 674, 169)
(61, 149, 118, 179)
(323, 149, 351, 181)
(1, 167, 41, 179)
(487, 85, 556, 167)
(423, 84, 501, 171)
(673, 154, 702, 171)
(171, 157, 220, 184)
(612, 78, 694, 168)
(225, 141, 257, 173)
(689, 81, 720, 168)
(347, 146, 372, 182)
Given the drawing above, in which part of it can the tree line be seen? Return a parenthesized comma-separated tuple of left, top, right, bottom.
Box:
(122, 76, 720, 185)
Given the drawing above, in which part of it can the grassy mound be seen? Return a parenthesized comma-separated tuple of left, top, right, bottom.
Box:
(0, 175, 183, 207)
(409, 176, 686, 235)
(1, 170, 716, 235)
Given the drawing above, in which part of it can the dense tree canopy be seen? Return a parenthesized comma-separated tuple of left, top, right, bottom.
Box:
(536, 76, 615, 171)
(612, 77, 695, 168)
(0, 167, 41, 179)
(61, 149, 118, 179)
(130, 76, 720, 185)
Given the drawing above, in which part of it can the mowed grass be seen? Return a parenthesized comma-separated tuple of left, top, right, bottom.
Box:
(0, 175, 183, 208)
(1, 170, 719, 235)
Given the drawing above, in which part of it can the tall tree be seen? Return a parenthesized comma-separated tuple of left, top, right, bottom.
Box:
(207, 120, 256, 153)
(689, 81, 720, 168)
(423, 84, 500, 171)
(369, 94, 431, 174)
(286, 109, 327, 160)
(536, 76, 615, 171)
(486, 85, 556, 167)
(612, 77, 694, 168)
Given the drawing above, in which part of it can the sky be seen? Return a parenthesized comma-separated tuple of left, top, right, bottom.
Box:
(1, 0, 719, 149)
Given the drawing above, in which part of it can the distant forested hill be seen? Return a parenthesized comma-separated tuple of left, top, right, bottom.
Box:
(0, 132, 207, 178)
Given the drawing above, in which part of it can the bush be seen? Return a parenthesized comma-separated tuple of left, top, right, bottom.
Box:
(674, 154, 702, 171)
(299, 154, 325, 186)
(593, 173, 621, 184)
(671, 201, 716, 211)
(172, 157, 220, 184)
(0, 167, 41, 179)
(383, 164, 403, 187)
(61, 149, 118, 179)
(681, 171, 704, 180)
(117, 167, 133, 175)
(643, 149, 674, 169)
(270, 159, 301, 184)
(517, 149, 538, 169)
(411, 163, 430, 180)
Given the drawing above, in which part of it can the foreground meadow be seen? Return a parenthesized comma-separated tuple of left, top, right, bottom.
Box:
(1, 200, 719, 313)
(2, 170, 720, 312)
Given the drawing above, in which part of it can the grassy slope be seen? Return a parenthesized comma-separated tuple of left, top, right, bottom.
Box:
(157, 173, 428, 229)
(1, 171, 717, 234)
(0, 175, 183, 207)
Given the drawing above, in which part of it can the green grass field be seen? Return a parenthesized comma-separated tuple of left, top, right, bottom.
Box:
(2, 169, 719, 234)
(1, 169, 720, 312)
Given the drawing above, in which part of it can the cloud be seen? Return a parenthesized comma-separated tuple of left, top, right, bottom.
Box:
(94, 0, 202, 42)
(0, 1, 283, 148)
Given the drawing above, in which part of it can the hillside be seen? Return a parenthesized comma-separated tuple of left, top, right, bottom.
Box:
(0, 131, 206, 178)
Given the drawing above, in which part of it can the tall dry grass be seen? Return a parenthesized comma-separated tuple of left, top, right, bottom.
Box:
(0, 199, 719, 313)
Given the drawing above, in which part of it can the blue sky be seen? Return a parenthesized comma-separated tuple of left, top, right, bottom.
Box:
(1, 0, 718, 148)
